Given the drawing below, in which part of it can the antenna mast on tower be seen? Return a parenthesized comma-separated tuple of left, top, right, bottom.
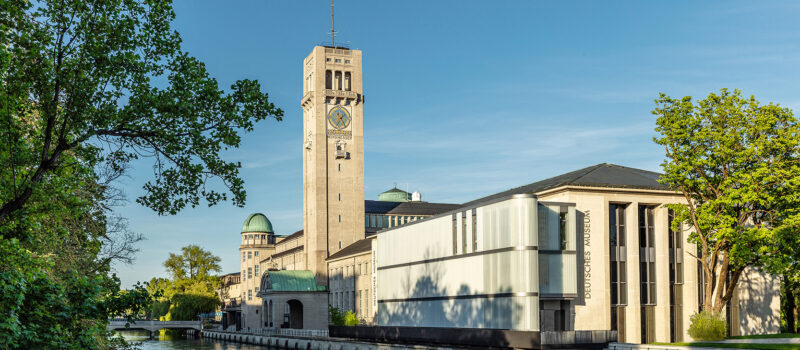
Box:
(329, 0, 337, 47)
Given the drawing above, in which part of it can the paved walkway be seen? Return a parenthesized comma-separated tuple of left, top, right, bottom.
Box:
(714, 337, 800, 345)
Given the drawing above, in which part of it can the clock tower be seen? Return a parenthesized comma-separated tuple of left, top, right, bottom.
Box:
(300, 46, 365, 286)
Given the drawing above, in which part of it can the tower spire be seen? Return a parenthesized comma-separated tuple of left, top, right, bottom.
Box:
(329, 0, 337, 47)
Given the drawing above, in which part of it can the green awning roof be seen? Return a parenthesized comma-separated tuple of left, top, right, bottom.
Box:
(266, 270, 322, 292)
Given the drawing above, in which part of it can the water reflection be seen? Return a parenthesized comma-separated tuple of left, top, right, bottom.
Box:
(118, 330, 269, 349)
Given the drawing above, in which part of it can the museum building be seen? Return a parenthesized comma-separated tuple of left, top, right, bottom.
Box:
(216, 44, 780, 346)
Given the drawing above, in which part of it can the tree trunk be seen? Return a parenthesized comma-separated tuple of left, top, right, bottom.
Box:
(786, 274, 797, 333)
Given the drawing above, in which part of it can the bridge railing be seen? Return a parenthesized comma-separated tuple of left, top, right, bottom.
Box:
(108, 320, 202, 326)
(210, 327, 329, 338)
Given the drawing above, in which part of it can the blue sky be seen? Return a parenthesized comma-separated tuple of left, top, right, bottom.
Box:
(114, 1, 800, 287)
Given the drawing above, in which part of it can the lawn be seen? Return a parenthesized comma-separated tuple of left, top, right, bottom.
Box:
(654, 342, 800, 349)
(653, 334, 800, 350)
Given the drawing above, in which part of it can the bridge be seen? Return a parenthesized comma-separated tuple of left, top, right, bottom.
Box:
(108, 320, 202, 338)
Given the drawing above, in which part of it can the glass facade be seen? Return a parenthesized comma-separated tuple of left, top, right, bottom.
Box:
(639, 205, 656, 344)
(365, 214, 425, 228)
(609, 204, 627, 342)
(668, 209, 684, 342)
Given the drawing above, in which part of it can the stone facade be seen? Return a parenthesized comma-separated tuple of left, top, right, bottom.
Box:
(301, 46, 366, 286)
(240, 231, 276, 329)
(327, 246, 375, 323)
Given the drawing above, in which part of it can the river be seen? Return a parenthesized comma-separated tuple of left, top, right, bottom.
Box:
(118, 330, 268, 350)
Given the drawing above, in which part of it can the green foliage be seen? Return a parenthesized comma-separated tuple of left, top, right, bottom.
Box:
(344, 310, 362, 326)
(166, 293, 220, 321)
(329, 306, 345, 326)
(0, 238, 154, 349)
(163, 245, 222, 280)
(653, 88, 800, 315)
(1, 0, 277, 347)
(688, 311, 728, 341)
(145, 246, 222, 321)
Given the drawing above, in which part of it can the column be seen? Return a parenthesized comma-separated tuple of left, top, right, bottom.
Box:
(654, 206, 671, 342)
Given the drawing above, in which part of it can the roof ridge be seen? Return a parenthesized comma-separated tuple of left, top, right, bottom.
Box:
(605, 163, 663, 176)
(567, 163, 608, 184)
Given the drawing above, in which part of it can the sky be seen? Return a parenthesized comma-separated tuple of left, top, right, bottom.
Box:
(114, 0, 800, 287)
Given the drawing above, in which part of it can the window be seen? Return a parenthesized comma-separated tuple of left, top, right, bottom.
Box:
(242, 252, 245, 262)
(248, 267, 252, 279)
(325, 70, 332, 89)
(248, 251, 252, 259)
(254, 265, 259, 276)
(254, 251, 259, 257)
(344, 72, 351, 91)
(639, 206, 657, 305)
(365, 262, 369, 273)
(461, 213, 467, 253)
(345, 60, 350, 64)
(339, 193, 341, 201)
(669, 209, 684, 342)
(609, 203, 628, 342)
(472, 210, 478, 251)
(639, 205, 657, 344)
(559, 212, 568, 250)
(452, 215, 458, 255)
(338, 164, 341, 171)
(335, 59, 341, 63)
(248, 289, 252, 301)
(338, 215, 341, 222)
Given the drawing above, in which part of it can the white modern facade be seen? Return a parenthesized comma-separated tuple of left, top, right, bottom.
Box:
(377, 194, 577, 331)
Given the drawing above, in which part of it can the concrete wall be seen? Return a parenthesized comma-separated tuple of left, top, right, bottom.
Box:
(538, 186, 782, 343)
(735, 267, 781, 335)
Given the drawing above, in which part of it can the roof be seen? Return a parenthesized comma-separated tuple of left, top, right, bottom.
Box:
(462, 163, 669, 207)
(265, 270, 321, 292)
(241, 213, 274, 233)
(279, 229, 303, 241)
(365, 200, 462, 215)
(378, 187, 411, 202)
(327, 238, 373, 261)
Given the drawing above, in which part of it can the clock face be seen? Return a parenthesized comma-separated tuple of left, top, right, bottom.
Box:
(327, 106, 351, 130)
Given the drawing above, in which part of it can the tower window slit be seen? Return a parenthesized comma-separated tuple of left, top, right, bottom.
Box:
(345, 72, 351, 91)
(335, 71, 342, 90)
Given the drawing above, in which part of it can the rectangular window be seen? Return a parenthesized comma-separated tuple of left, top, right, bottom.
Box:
(248, 289, 252, 301)
(462, 213, 467, 253)
(669, 209, 683, 342)
(248, 251, 252, 259)
(248, 267, 252, 279)
(452, 215, 458, 255)
(472, 209, 478, 251)
(559, 212, 568, 250)
(242, 252, 245, 262)
(254, 251, 259, 257)
(254, 265, 259, 276)
(609, 204, 628, 306)
(639, 205, 657, 305)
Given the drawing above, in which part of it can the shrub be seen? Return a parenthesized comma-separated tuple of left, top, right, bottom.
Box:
(329, 306, 345, 326)
(688, 310, 727, 341)
(344, 311, 361, 326)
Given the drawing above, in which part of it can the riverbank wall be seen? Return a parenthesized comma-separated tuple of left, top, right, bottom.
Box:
(202, 330, 461, 350)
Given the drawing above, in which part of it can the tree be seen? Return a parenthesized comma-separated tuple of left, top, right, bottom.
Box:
(653, 88, 800, 316)
(1, 0, 283, 232)
(1, 0, 280, 347)
(163, 245, 222, 280)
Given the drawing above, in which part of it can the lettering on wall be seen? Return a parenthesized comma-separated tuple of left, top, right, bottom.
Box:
(327, 129, 352, 139)
(584, 210, 591, 299)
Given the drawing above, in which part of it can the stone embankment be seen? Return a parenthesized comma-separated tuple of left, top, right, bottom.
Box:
(202, 330, 459, 350)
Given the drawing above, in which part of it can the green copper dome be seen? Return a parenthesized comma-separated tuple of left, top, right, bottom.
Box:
(378, 187, 411, 202)
(241, 213, 274, 234)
